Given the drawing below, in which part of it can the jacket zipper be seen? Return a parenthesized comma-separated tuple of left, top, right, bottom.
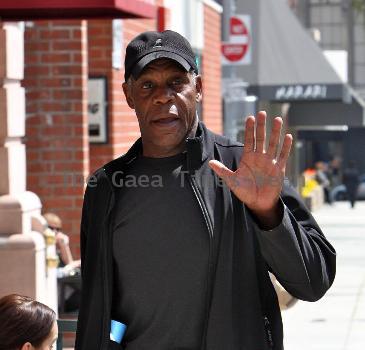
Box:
(101, 160, 135, 349)
(188, 175, 214, 350)
(263, 316, 274, 348)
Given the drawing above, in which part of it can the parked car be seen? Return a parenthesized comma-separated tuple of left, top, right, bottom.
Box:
(330, 174, 365, 201)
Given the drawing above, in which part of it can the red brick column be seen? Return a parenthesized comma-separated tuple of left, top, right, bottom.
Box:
(202, 3, 223, 134)
(24, 20, 89, 257)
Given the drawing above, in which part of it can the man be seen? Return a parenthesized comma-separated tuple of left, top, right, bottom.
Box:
(44, 212, 81, 312)
(343, 160, 360, 208)
(75, 30, 336, 350)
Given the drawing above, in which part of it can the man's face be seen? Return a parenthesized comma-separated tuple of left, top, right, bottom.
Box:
(122, 59, 202, 157)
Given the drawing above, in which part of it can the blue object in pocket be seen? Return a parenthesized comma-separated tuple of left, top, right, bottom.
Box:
(110, 320, 127, 344)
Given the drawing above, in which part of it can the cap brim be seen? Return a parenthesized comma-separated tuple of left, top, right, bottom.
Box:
(131, 51, 192, 79)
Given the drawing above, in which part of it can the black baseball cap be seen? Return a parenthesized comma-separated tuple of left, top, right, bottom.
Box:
(124, 30, 198, 81)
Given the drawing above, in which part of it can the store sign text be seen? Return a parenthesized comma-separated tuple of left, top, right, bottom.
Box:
(275, 85, 328, 100)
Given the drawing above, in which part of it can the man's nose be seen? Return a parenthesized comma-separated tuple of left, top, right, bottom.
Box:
(152, 86, 174, 105)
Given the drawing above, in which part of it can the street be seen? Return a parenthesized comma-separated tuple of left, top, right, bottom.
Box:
(282, 201, 365, 350)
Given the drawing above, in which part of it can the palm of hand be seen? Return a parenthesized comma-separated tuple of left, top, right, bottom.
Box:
(229, 152, 284, 212)
(209, 111, 292, 213)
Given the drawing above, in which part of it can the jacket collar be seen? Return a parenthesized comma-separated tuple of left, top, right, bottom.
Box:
(186, 121, 212, 172)
(104, 121, 214, 180)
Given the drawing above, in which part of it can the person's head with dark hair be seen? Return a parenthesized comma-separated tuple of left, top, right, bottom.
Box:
(0, 294, 58, 350)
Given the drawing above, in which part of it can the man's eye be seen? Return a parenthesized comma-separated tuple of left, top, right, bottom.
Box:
(141, 82, 153, 89)
(171, 79, 183, 86)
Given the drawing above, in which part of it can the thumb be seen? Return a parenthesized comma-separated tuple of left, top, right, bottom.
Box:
(208, 160, 235, 184)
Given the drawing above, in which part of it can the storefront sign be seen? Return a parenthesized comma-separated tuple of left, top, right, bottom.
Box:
(247, 83, 345, 102)
(275, 84, 328, 100)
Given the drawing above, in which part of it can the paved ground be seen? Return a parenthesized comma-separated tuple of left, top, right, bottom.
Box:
(282, 201, 365, 350)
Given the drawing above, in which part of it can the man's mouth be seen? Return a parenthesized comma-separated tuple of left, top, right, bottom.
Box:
(152, 117, 180, 127)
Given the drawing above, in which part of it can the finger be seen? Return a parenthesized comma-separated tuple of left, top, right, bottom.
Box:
(208, 160, 234, 179)
(255, 111, 266, 153)
(277, 134, 293, 170)
(267, 117, 283, 159)
(243, 116, 255, 153)
(209, 160, 236, 190)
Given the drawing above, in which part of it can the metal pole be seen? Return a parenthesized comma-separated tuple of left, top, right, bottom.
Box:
(222, 0, 236, 79)
(345, 0, 355, 85)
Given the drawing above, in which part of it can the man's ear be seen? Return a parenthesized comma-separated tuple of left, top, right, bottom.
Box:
(195, 75, 203, 103)
(20, 342, 33, 350)
(122, 82, 135, 109)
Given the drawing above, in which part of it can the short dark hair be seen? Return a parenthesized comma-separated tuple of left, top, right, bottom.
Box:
(0, 294, 56, 350)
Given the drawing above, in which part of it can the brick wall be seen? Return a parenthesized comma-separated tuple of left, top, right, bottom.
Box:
(24, 20, 89, 257)
(202, 4, 223, 134)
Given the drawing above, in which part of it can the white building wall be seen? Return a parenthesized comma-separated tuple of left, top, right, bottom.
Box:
(164, 0, 204, 52)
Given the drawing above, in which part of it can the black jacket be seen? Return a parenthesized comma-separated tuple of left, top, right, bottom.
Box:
(75, 122, 336, 350)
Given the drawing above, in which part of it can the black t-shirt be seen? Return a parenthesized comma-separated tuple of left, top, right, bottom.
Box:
(112, 152, 210, 350)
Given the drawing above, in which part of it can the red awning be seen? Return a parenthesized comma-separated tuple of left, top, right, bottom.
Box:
(0, 0, 156, 20)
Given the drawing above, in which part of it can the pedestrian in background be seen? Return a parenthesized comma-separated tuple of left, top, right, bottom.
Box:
(329, 156, 342, 187)
(0, 294, 58, 350)
(315, 161, 332, 204)
(343, 160, 360, 208)
(44, 212, 81, 312)
(44, 212, 81, 270)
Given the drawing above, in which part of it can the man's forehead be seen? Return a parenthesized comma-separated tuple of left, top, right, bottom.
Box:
(138, 58, 187, 76)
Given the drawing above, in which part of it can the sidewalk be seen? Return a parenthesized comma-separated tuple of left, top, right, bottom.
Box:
(282, 201, 365, 350)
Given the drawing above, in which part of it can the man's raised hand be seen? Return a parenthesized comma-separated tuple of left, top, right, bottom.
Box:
(209, 111, 293, 228)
